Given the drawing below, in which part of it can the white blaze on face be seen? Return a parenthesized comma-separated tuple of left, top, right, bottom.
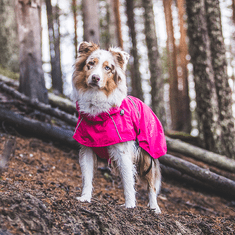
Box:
(86, 50, 115, 88)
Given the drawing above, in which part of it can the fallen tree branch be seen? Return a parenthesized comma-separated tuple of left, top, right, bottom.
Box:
(159, 154, 235, 197)
(0, 74, 76, 114)
(0, 108, 79, 149)
(166, 136, 235, 172)
(0, 81, 77, 126)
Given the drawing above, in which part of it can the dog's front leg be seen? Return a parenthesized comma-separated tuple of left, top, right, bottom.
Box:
(108, 142, 136, 208)
(77, 145, 95, 202)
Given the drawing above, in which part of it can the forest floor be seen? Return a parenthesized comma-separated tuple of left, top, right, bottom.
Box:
(0, 90, 235, 234)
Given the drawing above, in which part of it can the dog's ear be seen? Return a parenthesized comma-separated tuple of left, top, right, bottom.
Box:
(78, 41, 99, 56)
(109, 47, 130, 71)
(74, 42, 99, 72)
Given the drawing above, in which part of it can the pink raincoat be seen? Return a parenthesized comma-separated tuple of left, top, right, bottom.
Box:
(73, 96, 167, 160)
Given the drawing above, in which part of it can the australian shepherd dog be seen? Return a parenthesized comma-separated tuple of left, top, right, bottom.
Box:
(71, 41, 166, 213)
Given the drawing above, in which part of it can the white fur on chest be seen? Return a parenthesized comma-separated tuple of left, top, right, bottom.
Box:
(72, 82, 127, 116)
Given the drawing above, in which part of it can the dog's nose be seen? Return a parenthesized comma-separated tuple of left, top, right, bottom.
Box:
(92, 75, 100, 83)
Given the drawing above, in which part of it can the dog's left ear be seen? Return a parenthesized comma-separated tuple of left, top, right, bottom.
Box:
(109, 47, 130, 71)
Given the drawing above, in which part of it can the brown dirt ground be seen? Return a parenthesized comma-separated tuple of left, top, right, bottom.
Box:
(0, 134, 235, 235)
(0, 91, 235, 234)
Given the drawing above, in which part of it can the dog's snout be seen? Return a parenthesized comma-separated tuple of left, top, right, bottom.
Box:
(92, 75, 100, 83)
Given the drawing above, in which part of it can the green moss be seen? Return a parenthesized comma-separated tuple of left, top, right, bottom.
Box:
(0, 65, 19, 80)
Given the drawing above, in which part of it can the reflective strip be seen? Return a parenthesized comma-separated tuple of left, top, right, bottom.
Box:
(73, 117, 83, 135)
(107, 112, 122, 141)
(127, 96, 140, 118)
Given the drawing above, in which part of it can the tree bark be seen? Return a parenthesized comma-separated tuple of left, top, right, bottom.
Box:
(163, 0, 180, 131)
(45, 0, 63, 94)
(82, 0, 99, 44)
(142, 0, 167, 128)
(15, 0, 48, 104)
(125, 0, 144, 101)
(72, 0, 78, 59)
(159, 154, 235, 197)
(177, 0, 191, 133)
(204, 0, 235, 158)
(166, 136, 235, 172)
(185, 0, 225, 155)
(113, 0, 123, 49)
(0, 0, 19, 72)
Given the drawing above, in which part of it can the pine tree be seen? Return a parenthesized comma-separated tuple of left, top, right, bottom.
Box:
(125, 0, 144, 101)
(142, 0, 167, 127)
(185, 0, 235, 158)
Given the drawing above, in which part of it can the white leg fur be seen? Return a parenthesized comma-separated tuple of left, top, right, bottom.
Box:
(148, 161, 161, 214)
(108, 141, 136, 208)
(77, 145, 95, 202)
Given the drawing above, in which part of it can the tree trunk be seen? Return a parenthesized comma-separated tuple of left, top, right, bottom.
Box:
(0, 0, 19, 72)
(125, 0, 144, 101)
(185, 0, 225, 155)
(82, 0, 99, 44)
(45, 0, 63, 94)
(72, 0, 78, 59)
(204, 0, 235, 158)
(177, 0, 191, 133)
(233, 0, 235, 23)
(15, 0, 48, 104)
(105, 0, 123, 49)
(141, 0, 167, 128)
(113, 0, 123, 49)
(163, 0, 180, 131)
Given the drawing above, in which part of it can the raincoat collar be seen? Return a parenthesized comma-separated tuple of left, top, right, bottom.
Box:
(76, 102, 122, 122)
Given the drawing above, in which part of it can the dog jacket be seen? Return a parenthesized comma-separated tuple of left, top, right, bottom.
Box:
(73, 96, 167, 160)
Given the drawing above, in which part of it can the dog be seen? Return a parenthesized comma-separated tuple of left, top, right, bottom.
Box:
(72, 41, 167, 213)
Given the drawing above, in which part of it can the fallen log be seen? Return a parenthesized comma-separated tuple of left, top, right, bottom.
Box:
(166, 136, 235, 172)
(1, 107, 235, 197)
(0, 74, 76, 114)
(0, 81, 77, 126)
(0, 108, 79, 149)
(159, 154, 235, 197)
(48, 93, 76, 115)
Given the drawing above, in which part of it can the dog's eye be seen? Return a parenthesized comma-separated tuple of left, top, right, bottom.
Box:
(105, 66, 111, 71)
(88, 61, 94, 66)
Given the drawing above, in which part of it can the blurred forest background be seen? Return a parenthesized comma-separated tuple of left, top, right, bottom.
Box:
(1, 0, 235, 159)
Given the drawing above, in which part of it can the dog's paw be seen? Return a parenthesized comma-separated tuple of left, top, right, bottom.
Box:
(76, 196, 91, 203)
(125, 202, 136, 208)
(151, 206, 161, 214)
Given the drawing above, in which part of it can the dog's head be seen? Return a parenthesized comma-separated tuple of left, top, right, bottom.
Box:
(72, 42, 129, 99)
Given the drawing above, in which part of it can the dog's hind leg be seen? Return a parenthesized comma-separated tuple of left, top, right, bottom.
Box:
(108, 141, 136, 208)
(139, 150, 161, 214)
(77, 145, 96, 203)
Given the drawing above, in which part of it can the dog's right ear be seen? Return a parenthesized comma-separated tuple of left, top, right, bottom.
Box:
(74, 42, 99, 72)
(78, 41, 99, 56)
